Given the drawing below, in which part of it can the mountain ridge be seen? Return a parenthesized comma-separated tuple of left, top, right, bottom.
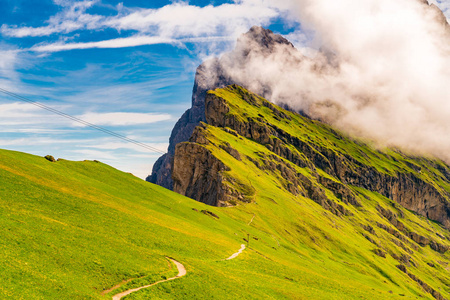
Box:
(147, 26, 292, 189)
(172, 84, 450, 231)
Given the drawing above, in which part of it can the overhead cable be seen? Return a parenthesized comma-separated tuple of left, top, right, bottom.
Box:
(0, 87, 167, 154)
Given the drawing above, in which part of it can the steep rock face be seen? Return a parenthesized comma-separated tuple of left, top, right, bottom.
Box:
(172, 125, 251, 207)
(146, 61, 229, 189)
(199, 86, 450, 229)
(172, 141, 228, 207)
(147, 26, 293, 188)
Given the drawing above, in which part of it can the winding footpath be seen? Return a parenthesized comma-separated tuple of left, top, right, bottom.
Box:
(110, 243, 245, 299)
(111, 258, 186, 300)
(226, 244, 246, 260)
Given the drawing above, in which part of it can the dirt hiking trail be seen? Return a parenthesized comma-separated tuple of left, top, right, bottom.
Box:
(226, 244, 246, 260)
(112, 258, 186, 300)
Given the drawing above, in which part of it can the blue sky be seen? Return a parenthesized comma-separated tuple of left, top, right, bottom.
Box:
(0, 0, 449, 179)
(0, 0, 300, 178)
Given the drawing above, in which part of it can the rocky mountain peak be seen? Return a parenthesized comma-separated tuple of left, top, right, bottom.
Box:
(236, 26, 294, 53)
(147, 26, 294, 188)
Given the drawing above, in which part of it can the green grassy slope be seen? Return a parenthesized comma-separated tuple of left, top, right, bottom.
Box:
(1, 86, 450, 299)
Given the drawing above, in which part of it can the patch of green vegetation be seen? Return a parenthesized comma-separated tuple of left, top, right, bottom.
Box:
(1, 148, 425, 300)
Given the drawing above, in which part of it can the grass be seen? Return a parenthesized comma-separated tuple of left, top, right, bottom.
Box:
(0, 85, 449, 299)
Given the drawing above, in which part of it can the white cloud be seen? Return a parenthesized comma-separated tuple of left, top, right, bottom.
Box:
(0, 49, 23, 92)
(2, 0, 295, 52)
(0, 103, 171, 130)
(71, 149, 118, 160)
(1, 0, 102, 37)
(0, 50, 19, 76)
(0, 102, 39, 113)
(0, 128, 73, 134)
(75, 112, 171, 126)
(212, 0, 450, 163)
(121, 161, 155, 179)
(32, 35, 177, 52)
(103, 1, 280, 38)
(81, 141, 168, 153)
(0, 102, 72, 126)
(30, 34, 236, 52)
(0, 136, 92, 146)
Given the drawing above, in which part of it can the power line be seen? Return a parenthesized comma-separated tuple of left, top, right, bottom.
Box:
(0, 87, 167, 154)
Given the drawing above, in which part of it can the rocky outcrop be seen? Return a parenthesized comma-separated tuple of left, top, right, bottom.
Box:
(375, 205, 447, 253)
(147, 60, 230, 189)
(396, 264, 446, 300)
(172, 142, 229, 207)
(148, 26, 294, 189)
(422, 0, 450, 34)
(172, 125, 251, 207)
(44, 155, 56, 162)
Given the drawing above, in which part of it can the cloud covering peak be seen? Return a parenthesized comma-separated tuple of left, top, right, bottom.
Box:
(205, 0, 450, 162)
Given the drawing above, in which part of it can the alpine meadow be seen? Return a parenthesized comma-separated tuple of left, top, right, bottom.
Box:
(1, 0, 450, 299)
